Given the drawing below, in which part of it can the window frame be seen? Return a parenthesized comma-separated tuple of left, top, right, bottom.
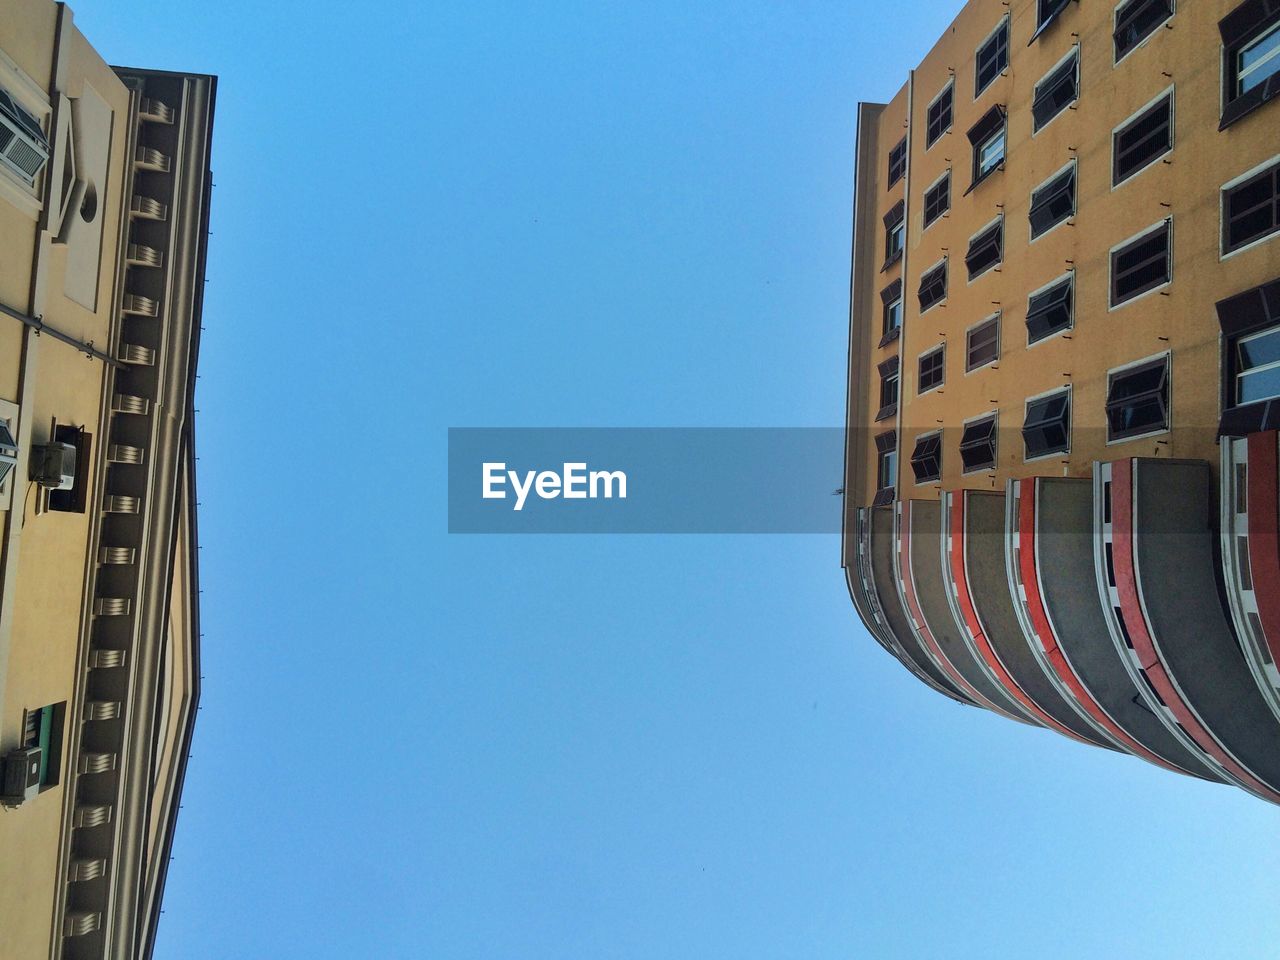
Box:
(922, 170, 951, 231)
(917, 343, 946, 395)
(1113, 0, 1175, 65)
(1022, 386, 1073, 462)
(1029, 159, 1077, 242)
(880, 279, 904, 346)
(1031, 46, 1081, 135)
(1026, 271, 1075, 346)
(1111, 86, 1175, 189)
(882, 200, 905, 270)
(960, 412, 999, 474)
(888, 136, 908, 188)
(874, 431, 898, 503)
(966, 106, 1007, 194)
(965, 313, 1001, 372)
(1220, 153, 1280, 259)
(910, 431, 943, 485)
(876, 357, 900, 422)
(1105, 352, 1172, 444)
(926, 80, 955, 149)
(1233, 323, 1280, 408)
(917, 257, 948, 314)
(0, 398, 17, 512)
(975, 16, 1011, 99)
(1109, 218, 1173, 310)
(1235, 19, 1280, 99)
(965, 215, 1004, 283)
(1219, 1, 1280, 129)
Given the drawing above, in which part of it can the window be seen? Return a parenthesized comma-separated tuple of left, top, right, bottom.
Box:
(1029, 164, 1076, 238)
(47, 424, 91, 513)
(1111, 221, 1171, 306)
(923, 173, 950, 229)
(1027, 275, 1074, 342)
(918, 260, 947, 313)
(960, 414, 998, 472)
(1235, 324, 1280, 406)
(911, 432, 942, 484)
(976, 19, 1010, 97)
(875, 431, 898, 504)
(1215, 276, 1280, 436)
(1114, 0, 1173, 61)
(0, 87, 50, 185)
(888, 137, 907, 187)
(884, 201, 905, 268)
(966, 107, 1006, 193)
(1223, 158, 1280, 255)
(1032, 51, 1079, 132)
(1032, 0, 1075, 43)
(918, 344, 946, 394)
(1107, 356, 1170, 440)
(881, 279, 903, 345)
(21, 703, 65, 788)
(877, 357, 899, 421)
(1220, 1, 1280, 129)
(926, 84, 954, 148)
(0, 417, 15, 501)
(965, 218, 1003, 280)
(1023, 390, 1071, 459)
(966, 316, 1000, 371)
(1113, 92, 1172, 186)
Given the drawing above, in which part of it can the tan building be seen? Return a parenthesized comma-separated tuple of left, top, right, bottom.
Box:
(0, 2, 213, 956)
(842, 0, 1280, 802)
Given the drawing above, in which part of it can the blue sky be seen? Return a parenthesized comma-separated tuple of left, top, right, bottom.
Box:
(72, 1, 1280, 957)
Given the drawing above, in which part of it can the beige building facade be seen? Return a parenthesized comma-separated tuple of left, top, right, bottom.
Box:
(0, 2, 212, 957)
(843, 0, 1280, 803)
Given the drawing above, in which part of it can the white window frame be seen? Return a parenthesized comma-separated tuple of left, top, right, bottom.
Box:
(1022, 384, 1073, 463)
(1108, 218, 1173, 311)
(1113, 0, 1175, 67)
(1236, 20, 1280, 99)
(910, 430, 943, 486)
(1219, 152, 1280, 262)
(975, 15, 1011, 101)
(1026, 270, 1075, 348)
(1234, 325, 1280, 407)
(1031, 45, 1081, 137)
(965, 312, 1001, 374)
(926, 79, 955, 150)
(1105, 350, 1172, 445)
(922, 169, 952, 232)
(1110, 85, 1175, 191)
(0, 398, 19, 511)
(960, 411, 999, 475)
(917, 342, 947, 396)
(1029, 158, 1078, 244)
(918, 256, 949, 315)
(966, 214, 1004, 285)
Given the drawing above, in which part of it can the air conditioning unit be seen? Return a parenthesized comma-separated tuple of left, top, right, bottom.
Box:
(31, 441, 75, 490)
(0, 89, 50, 185)
(2, 746, 42, 804)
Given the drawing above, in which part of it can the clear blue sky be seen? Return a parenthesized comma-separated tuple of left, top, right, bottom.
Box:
(73, 1, 1280, 957)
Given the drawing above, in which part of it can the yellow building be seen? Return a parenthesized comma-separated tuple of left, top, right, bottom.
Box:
(842, 0, 1280, 803)
(0, 2, 213, 956)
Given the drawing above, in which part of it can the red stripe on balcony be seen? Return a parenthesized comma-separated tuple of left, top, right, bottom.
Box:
(1246, 431, 1280, 669)
(897, 501, 1015, 717)
(945, 493, 1094, 744)
(1015, 479, 1186, 775)
(1110, 459, 1280, 802)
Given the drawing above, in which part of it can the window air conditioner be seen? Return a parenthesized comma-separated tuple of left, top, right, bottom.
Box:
(0, 90, 50, 185)
(32, 441, 76, 490)
(2, 746, 42, 804)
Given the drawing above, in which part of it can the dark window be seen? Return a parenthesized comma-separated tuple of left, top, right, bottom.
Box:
(910, 433, 942, 483)
(1023, 390, 1071, 458)
(875, 431, 898, 500)
(966, 316, 1000, 370)
(918, 260, 948, 312)
(1026, 275, 1074, 342)
(1235, 324, 1280, 406)
(966, 107, 1006, 193)
(927, 85, 953, 147)
(1111, 221, 1171, 305)
(923, 173, 950, 228)
(1223, 159, 1280, 254)
(976, 20, 1010, 97)
(918, 345, 945, 393)
(960, 415, 998, 472)
(47, 425, 91, 513)
(888, 137, 907, 187)
(1220, 2, 1280, 129)
(1107, 356, 1170, 440)
(965, 219, 1003, 280)
(0, 418, 15, 491)
(883, 201, 905, 268)
(877, 357, 899, 421)
(1032, 52, 1079, 131)
(1113, 93, 1172, 185)
(22, 703, 65, 787)
(881, 279, 903, 345)
(1029, 165, 1076, 238)
(1032, 0, 1074, 43)
(1114, 0, 1173, 60)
